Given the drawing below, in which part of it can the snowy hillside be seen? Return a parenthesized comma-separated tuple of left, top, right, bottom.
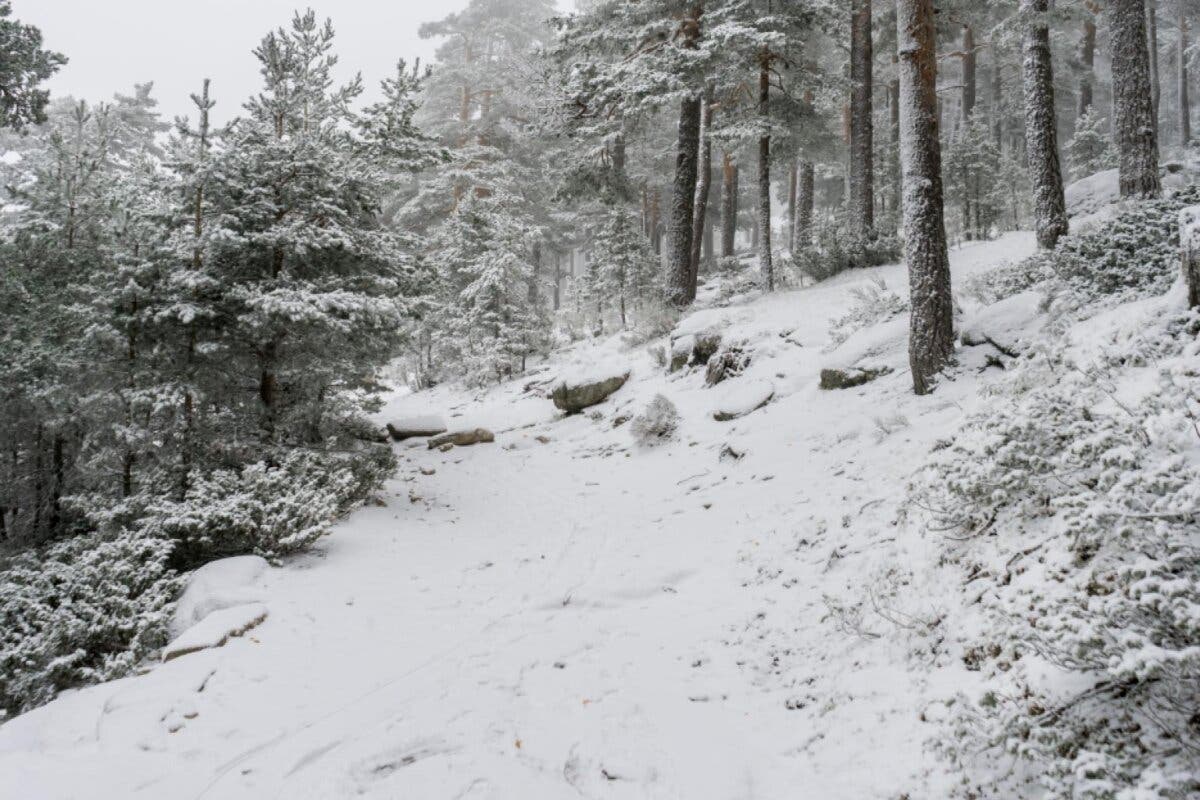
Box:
(0, 232, 1050, 799)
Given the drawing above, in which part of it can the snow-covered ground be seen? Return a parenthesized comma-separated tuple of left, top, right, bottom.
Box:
(0, 234, 1040, 799)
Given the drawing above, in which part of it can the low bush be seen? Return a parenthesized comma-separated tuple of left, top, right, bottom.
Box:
(630, 394, 679, 446)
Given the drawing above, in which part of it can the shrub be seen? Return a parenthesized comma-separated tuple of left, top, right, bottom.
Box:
(630, 394, 679, 446)
(826, 278, 908, 349)
(793, 226, 902, 284)
(141, 446, 396, 568)
(0, 528, 182, 717)
(913, 306, 1200, 799)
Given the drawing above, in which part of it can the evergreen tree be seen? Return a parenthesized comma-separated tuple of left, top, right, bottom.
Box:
(0, 1, 65, 130)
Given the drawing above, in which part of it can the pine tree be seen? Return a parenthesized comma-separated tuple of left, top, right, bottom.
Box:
(1066, 107, 1116, 179)
(1020, 0, 1068, 249)
(1111, 0, 1162, 197)
(0, 1, 65, 130)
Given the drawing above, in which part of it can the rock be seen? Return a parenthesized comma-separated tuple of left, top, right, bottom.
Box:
(691, 332, 723, 365)
(712, 380, 774, 421)
(551, 372, 630, 413)
(819, 365, 893, 390)
(419, 466, 436, 475)
(960, 291, 1043, 358)
(427, 428, 495, 449)
(669, 336, 695, 372)
(386, 415, 448, 441)
(163, 603, 268, 662)
(171, 555, 268, 638)
(705, 345, 750, 386)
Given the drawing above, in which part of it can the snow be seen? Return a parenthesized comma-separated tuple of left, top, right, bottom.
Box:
(0, 233, 1040, 799)
(163, 604, 269, 662)
(710, 378, 774, 420)
(170, 555, 269, 638)
(387, 415, 446, 433)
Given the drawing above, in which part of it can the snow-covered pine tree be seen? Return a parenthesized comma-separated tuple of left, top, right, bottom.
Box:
(1066, 107, 1116, 179)
(896, 0, 954, 395)
(0, 1, 65, 130)
(1110, 0, 1162, 197)
(1020, 0, 1068, 249)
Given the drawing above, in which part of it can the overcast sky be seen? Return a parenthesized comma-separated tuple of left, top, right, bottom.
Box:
(20, 0, 568, 125)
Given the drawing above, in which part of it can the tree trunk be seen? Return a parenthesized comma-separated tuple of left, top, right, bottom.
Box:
(758, 51, 774, 291)
(1079, 6, 1097, 115)
(795, 161, 814, 247)
(1112, 0, 1163, 197)
(720, 151, 738, 257)
(666, 94, 702, 307)
(961, 25, 977, 121)
(991, 50, 1005, 150)
(896, 0, 954, 396)
(787, 161, 798, 251)
(850, 0, 875, 237)
(689, 83, 715, 290)
(1021, 0, 1069, 249)
(1148, 0, 1161, 131)
(1180, 9, 1191, 145)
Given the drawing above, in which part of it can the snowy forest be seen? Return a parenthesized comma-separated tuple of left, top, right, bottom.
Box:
(0, 0, 1198, 797)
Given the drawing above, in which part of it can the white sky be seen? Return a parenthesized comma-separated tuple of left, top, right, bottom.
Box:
(19, 0, 569, 125)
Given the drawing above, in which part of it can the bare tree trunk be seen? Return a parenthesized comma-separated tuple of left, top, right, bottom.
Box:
(1180, 8, 1191, 145)
(795, 161, 815, 248)
(1149, 0, 1161, 131)
(758, 51, 774, 291)
(991, 49, 1005, 150)
(720, 151, 738, 257)
(961, 24, 977, 121)
(689, 82, 715, 291)
(897, 0, 954, 395)
(1112, 0, 1163, 197)
(1079, 5, 1098, 115)
(850, 0, 875, 237)
(787, 161, 798, 251)
(667, 93, 703, 307)
(1022, 0, 1070, 249)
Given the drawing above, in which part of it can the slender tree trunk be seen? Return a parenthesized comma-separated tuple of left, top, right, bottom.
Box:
(1180, 9, 1191, 145)
(896, 0, 954, 395)
(991, 50, 1005, 150)
(689, 82, 715, 293)
(787, 161, 798, 251)
(795, 161, 815, 247)
(1148, 0, 1161, 132)
(720, 151, 738, 257)
(962, 25, 977, 121)
(1079, 6, 1098, 115)
(850, 0, 875, 237)
(553, 252, 562, 311)
(758, 50, 774, 291)
(1112, 0, 1163, 197)
(667, 92, 703, 307)
(1022, 0, 1069, 249)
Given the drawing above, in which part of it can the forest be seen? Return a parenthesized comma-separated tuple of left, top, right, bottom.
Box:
(0, 0, 1198, 798)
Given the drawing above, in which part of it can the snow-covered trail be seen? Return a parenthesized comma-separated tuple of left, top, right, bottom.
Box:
(0, 233, 1036, 800)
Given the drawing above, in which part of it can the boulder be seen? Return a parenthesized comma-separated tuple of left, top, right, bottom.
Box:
(819, 365, 893, 390)
(551, 372, 630, 413)
(427, 428, 495, 449)
(164, 603, 268, 662)
(705, 345, 751, 386)
(712, 380, 774, 421)
(669, 336, 695, 372)
(386, 415, 448, 441)
(692, 332, 723, 365)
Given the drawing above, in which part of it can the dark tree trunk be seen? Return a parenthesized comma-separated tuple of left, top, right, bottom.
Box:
(787, 161, 798, 251)
(720, 151, 738, 257)
(1148, 0, 1161, 130)
(1112, 0, 1163, 197)
(667, 93, 703, 307)
(1079, 6, 1097, 115)
(850, 0, 875, 236)
(796, 161, 814, 247)
(961, 24, 977, 121)
(896, 0, 954, 396)
(1021, 0, 1069, 249)
(758, 51, 774, 291)
(689, 83, 715, 290)
(991, 50, 1005, 150)
(890, 62, 902, 227)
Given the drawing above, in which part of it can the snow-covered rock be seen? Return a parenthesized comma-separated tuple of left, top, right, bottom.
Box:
(550, 367, 630, 413)
(711, 379, 774, 421)
(819, 365, 893, 390)
(960, 290, 1044, 356)
(170, 555, 268, 638)
(385, 415, 447, 441)
(162, 603, 268, 662)
(426, 428, 495, 449)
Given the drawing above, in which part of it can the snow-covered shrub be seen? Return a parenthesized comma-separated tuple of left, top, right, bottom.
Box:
(1066, 109, 1116, 181)
(630, 394, 679, 446)
(139, 447, 396, 567)
(912, 307, 1200, 799)
(826, 278, 908, 349)
(794, 226, 902, 284)
(0, 528, 181, 717)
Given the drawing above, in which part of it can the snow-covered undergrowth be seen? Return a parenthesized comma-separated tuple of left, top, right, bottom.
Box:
(0, 184, 1194, 799)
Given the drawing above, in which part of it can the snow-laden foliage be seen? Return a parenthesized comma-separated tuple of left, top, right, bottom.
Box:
(791, 224, 902, 284)
(0, 528, 181, 717)
(630, 394, 679, 446)
(826, 278, 908, 349)
(1067, 109, 1117, 182)
(913, 296, 1200, 798)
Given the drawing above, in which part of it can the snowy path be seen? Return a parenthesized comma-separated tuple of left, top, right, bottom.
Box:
(0, 234, 1036, 800)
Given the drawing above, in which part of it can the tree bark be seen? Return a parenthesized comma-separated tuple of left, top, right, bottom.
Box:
(1079, 6, 1097, 116)
(689, 82, 715, 290)
(1180, 9, 1191, 145)
(787, 161, 798, 251)
(666, 93, 703, 307)
(758, 50, 774, 291)
(1112, 0, 1163, 197)
(795, 161, 814, 248)
(896, 0, 954, 395)
(1148, 0, 1161, 131)
(961, 25, 977, 121)
(720, 151, 738, 257)
(850, 0, 875, 237)
(1021, 0, 1069, 249)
